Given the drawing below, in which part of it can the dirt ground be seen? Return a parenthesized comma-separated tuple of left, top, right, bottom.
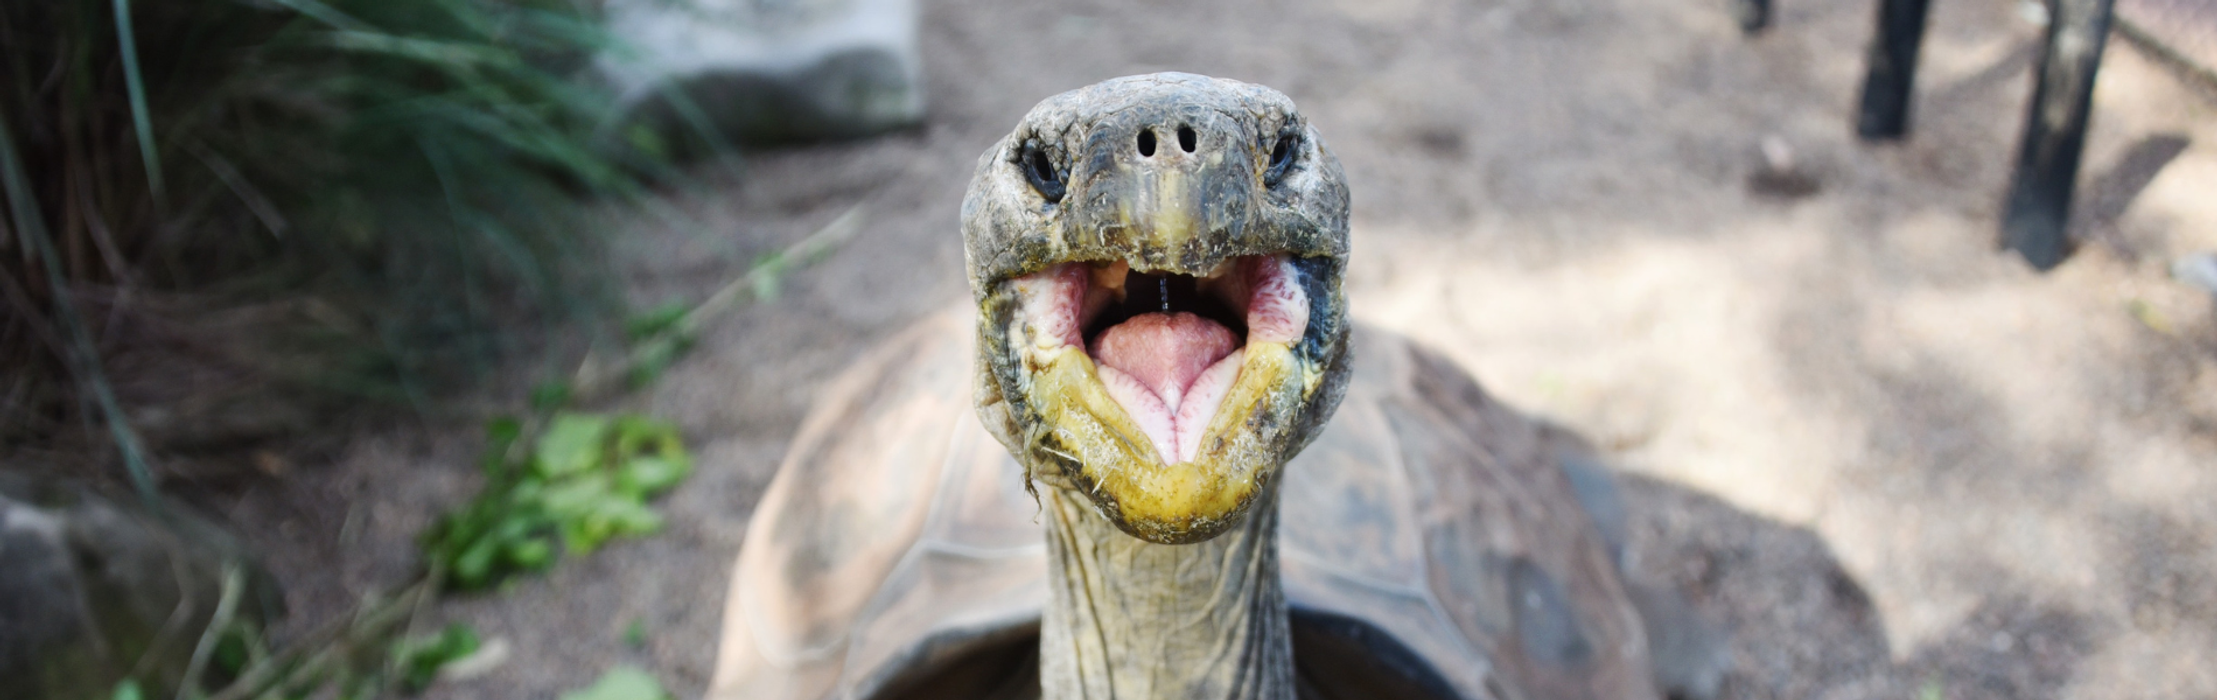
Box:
(213, 0, 2217, 698)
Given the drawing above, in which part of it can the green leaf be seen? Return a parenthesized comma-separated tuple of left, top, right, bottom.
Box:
(539, 472, 617, 518)
(597, 498, 664, 536)
(111, 679, 143, 700)
(623, 619, 648, 648)
(617, 456, 687, 496)
(612, 416, 675, 452)
(505, 478, 548, 508)
(453, 537, 500, 589)
(531, 382, 574, 412)
(624, 302, 689, 341)
(485, 417, 523, 448)
(481, 417, 525, 475)
(395, 623, 482, 693)
(535, 413, 612, 477)
(625, 123, 668, 159)
(1919, 676, 1945, 700)
(625, 339, 683, 388)
(213, 627, 251, 677)
(504, 537, 554, 570)
(559, 667, 670, 700)
(561, 519, 606, 554)
(612, 417, 690, 480)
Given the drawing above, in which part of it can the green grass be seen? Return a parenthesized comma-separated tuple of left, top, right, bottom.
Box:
(1, 0, 677, 470)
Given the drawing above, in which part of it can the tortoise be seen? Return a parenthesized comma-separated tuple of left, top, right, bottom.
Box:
(707, 73, 1724, 700)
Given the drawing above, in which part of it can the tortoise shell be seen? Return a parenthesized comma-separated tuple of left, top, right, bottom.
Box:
(707, 311, 1687, 700)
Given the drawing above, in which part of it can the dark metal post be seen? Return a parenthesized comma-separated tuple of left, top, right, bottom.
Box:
(2000, 0, 2114, 270)
(1855, 0, 1934, 139)
(1732, 0, 1772, 34)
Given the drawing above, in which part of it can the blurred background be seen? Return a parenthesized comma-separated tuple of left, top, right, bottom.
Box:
(4, 0, 2214, 698)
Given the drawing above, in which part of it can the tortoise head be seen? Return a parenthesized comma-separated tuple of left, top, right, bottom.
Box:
(963, 73, 1352, 544)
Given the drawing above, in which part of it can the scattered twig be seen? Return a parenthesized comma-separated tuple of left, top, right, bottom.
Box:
(176, 565, 244, 700)
(126, 530, 205, 682)
(390, 560, 447, 680)
(569, 204, 863, 402)
(679, 205, 863, 336)
(203, 575, 433, 700)
(2115, 15, 2217, 98)
(180, 139, 288, 239)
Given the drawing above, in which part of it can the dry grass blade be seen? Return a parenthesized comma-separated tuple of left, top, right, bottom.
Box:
(176, 565, 244, 700)
(201, 573, 436, 700)
(0, 111, 159, 500)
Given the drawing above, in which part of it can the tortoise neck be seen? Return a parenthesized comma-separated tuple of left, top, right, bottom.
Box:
(1037, 486, 1294, 700)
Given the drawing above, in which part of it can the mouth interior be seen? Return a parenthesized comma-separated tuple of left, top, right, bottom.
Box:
(1017, 255, 1309, 464)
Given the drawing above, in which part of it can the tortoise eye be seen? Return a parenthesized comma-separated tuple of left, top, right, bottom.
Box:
(1265, 131, 1300, 186)
(1021, 145, 1066, 203)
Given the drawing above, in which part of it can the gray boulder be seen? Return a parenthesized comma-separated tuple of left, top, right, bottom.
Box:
(598, 0, 925, 150)
(0, 475, 280, 700)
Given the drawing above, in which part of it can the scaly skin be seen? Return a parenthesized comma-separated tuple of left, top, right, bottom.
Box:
(964, 73, 1352, 699)
(1038, 486, 1292, 700)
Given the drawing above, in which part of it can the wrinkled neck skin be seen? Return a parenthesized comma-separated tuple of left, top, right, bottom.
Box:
(1038, 483, 1294, 700)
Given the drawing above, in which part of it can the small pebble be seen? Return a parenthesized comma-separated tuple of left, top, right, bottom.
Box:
(1747, 134, 1820, 199)
(1760, 135, 1795, 173)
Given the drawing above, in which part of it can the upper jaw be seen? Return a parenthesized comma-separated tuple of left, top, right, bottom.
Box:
(962, 80, 1348, 292)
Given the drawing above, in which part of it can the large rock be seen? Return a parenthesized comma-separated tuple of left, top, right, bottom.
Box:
(598, 0, 925, 150)
(0, 475, 280, 700)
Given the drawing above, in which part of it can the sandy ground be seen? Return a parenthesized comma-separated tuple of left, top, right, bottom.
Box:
(213, 0, 2217, 698)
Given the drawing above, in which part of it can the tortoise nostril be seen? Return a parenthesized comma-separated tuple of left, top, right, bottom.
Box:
(1137, 129, 1156, 157)
(1177, 126, 1197, 153)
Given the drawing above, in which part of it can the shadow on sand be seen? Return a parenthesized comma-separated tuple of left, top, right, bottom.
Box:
(1616, 473, 2093, 700)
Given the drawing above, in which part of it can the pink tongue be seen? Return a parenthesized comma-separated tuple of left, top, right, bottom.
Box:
(1090, 312, 1238, 407)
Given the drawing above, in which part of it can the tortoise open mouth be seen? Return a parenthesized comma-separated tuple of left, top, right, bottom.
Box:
(994, 249, 1329, 543)
(1014, 255, 1308, 465)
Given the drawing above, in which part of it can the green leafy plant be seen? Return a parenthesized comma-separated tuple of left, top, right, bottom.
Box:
(422, 411, 692, 591)
(199, 404, 695, 698)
